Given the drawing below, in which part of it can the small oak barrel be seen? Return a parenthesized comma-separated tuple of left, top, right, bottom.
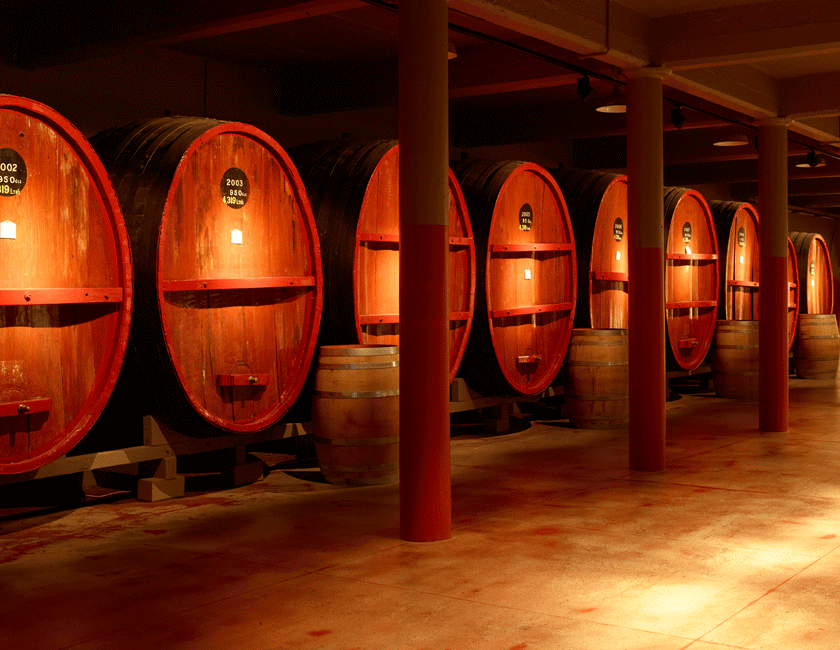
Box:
(554, 170, 628, 329)
(710, 201, 760, 321)
(290, 140, 475, 383)
(0, 96, 133, 474)
(562, 329, 628, 429)
(710, 320, 759, 400)
(790, 232, 833, 315)
(311, 345, 399, 486)
(664, 188, 721, 370)
(93, 117, 323, 434)
(454, 159, 577, 396)
(788, 238, 801, 351)
(792, 314, 840, 379)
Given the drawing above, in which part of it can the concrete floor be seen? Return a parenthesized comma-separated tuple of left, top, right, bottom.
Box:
(3, 376, 840, 650)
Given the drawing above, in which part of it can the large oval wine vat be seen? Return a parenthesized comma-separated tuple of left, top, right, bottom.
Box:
(664, 188, 720, 371)
(290, 140, 475, 383)
(710, 201, 759, 321)
(790, 231, 833, 315)
(93, 117, 322, 434)
(455, 159, 576, 396)
(788, 238, 801, 351)
(554, 170, 628, 329)
(0, 96, 133, 473)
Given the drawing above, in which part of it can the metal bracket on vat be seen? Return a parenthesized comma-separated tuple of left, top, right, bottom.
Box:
(0, 397, 51, 418)
(216, 374, 270, 387)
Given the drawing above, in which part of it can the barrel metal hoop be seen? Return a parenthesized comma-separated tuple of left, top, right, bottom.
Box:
(564, 360, 628, 367)
(712, 371, 759, 377)
(570, 340, 627, 346)
(566, 394, 627, 401)
(319, 346, 399, 357)
(322, 462, 399, 472)
(714, 344, 759, 350)
(317, 361, 399, 370)
(313, 389, 400, 399)
(793, 356, 839, 361)
(314, 435, 400, 446)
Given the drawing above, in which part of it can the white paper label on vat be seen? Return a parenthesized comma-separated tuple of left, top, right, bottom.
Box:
(524, 269, 531, 280)
(231, 229, 243, 244)
(616, 251, 621, 261)
(740, 255, 744, 264)
(685, 246, 691, 255)
(812, 279, 816, 287)
(0, 220, 15, 239)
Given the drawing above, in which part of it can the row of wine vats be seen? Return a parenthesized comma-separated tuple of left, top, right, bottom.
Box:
(0, 97, 837, 478)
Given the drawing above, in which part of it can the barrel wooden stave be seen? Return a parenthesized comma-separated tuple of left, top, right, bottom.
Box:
(562, 329, 628, 429)
(792, 314, 840, 379)
(291, 140, 475, 383)
(311, 345, 399, 486)
(554, 170, 628, 329)
(0, 97, 133, 474)
(94, 117, 322, 434)
(711, 320, 759, 400)
(455, 159, 576, 396)
(790, 231, 833, 315)
(664, 188, 720, 371)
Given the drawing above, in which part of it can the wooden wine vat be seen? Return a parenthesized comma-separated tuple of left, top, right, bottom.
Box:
(788, 238, 801, 351)
(0, 96, 133, 474)
(455, 159, 576, 396)
(311, 345, 399, 486)
(93, 117, 323, 434)
(710, 201, 760, 321)
(792, 314, 840, 379)
(790, 232, 833, 315)
(290, 139, 476, 383)
(710, 320, 759, 400)
(554, 170, 628, 329)
(664, 187, 721, 371)
(562, 329, 628, 429)
(710, 201, 799, 350)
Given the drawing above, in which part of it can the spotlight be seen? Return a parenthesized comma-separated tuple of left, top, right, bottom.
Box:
(594, 86, 626, 113)
(577, 75, 595, 101)
(713, 125, 749, 147)
(796, 150, 827, 168)
(670, 105, 686, 129)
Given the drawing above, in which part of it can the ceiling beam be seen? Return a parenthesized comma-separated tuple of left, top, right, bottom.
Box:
(449, 44, 579, 99)
(449, 0, 651, 69)
(731, 177, 840, 199)
(793, 195, 840, 208)
(781, 72, 840, 119)
(11, 0, 366, 68)
(668, 155, 840, 187)
(654, 0, 840, 70)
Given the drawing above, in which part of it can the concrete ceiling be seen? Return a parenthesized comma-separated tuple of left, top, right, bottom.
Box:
(4, 0, 839, 214)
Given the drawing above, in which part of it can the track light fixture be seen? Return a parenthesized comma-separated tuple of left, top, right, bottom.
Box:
(670, 105, 686, 129)
(796, 149, 827, 168)
(594, 86, 626, 113)
(577, 75, 595, 101)
(713, 125, 749, 147)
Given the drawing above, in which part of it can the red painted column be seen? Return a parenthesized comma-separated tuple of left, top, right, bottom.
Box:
(626, 67, 670, 471)
(398, 0, 451, 541)
(757, 118, 791, 432)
